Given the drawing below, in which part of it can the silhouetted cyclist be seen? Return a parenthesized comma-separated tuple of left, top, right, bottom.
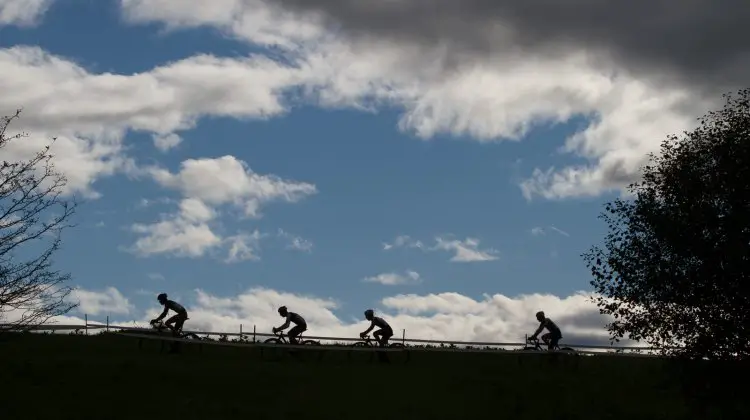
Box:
(273, 306, 307, 344)
(361, 309, 393, 346)
(530, 310, 563, 350)
(151, 293, 188, 336)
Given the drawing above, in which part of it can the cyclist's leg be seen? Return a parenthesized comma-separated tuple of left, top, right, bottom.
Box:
(174, 312, 187, 334)
(373, 329, 384, 346)
(541, 332, 552, 349)
(288, 324, 305, 344)
(379, 327, 393, 346)
(164, 314, 180, 335)
(549, 333, 561, 350)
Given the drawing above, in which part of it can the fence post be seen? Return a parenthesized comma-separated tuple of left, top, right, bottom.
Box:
(253, 325, 256, 343)
(402, 329, 405, 345)
(106, 315, 109, 332)
(85, 314, 88, 335)
(240, 324, 243, 338)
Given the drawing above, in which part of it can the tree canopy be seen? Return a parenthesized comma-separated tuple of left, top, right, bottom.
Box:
(584, 88, 750, 360)
(0, 110, 78, 331)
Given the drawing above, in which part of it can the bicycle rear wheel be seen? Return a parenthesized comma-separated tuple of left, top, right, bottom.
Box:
(388, 343, 405, 348)
(301, 339, 320, 345)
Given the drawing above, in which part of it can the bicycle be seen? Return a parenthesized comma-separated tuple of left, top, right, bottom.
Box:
(523, 335, 575, 352)
(263, 330, 320, 346)
(351, 334, 405, 348)
(150, 319, 202, 340)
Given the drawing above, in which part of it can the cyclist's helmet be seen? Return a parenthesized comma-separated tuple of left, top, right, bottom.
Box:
(157, 293, 168, 303)
(278, 306, 288, 316)
(535, 311, 545, 321)
(364, 309, 374, 320)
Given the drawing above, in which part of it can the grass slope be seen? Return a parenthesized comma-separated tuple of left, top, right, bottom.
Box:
(1, 333, 748, 420)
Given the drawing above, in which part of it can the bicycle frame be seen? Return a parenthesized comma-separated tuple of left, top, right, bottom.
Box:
(354, 333, 403, 348)
(268, 330, 319, 345)
(272, 330, 294, 344)
(356, 334, 382, 347)
(150, 320, 175, 333)
(150, 320, 199, 340)
(524, 334, 574, 352)
(524, 335, 551, 351)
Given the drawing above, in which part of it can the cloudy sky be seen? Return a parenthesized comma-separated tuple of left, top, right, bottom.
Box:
(1, 0, 743, 347)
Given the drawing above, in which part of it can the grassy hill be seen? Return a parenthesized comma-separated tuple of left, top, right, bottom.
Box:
(1, 332, 748, 420)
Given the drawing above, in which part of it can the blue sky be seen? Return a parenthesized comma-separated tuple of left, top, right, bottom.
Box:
(0, 0, 706, 344)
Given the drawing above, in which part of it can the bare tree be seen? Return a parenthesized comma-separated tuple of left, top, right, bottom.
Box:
(0, 110, 78, 332)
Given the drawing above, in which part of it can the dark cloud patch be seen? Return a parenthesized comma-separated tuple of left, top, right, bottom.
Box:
(557, 308, 610, 330)
(273, 0, 750, 92)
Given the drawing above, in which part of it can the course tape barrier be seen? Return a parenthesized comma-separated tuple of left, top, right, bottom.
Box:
(118, 332, 663, 358)
(0, 320, 665, 357)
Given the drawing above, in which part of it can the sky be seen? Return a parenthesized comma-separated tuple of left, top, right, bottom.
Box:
(0, 0, 743, 347)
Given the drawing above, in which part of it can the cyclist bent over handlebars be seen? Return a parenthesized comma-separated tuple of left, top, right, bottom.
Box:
(530, 311, 562, 350)
(151, 293, 188, 336)
(361, 309, 393, 346)
(272, 306, 307, 344)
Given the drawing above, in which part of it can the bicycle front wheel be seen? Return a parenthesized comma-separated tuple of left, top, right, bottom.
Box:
(388, 343, 405, 348)
(263, 338, 281, 345)
(350, 341, 370, 347)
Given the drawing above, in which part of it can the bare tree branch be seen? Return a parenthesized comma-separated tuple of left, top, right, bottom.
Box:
(0, 110, 78, 333)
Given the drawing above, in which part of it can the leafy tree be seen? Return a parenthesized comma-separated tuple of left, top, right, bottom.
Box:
(0, 110, 78, 332)
(584, 88, 750, 360)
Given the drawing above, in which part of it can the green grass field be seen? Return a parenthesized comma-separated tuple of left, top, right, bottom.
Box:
(1, 332, 748, 420)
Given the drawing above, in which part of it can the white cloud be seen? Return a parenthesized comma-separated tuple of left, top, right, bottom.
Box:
(70, 287, 133, 316)
(433, 236, 498, 262)
(383, 235, 424, 250)
(147, 273, 165, 281)
(0, 45, 311, 198)
(277, 228, 313, 252)
(530, 226, 570, 237)
(548, 226, 570, 237)
(2, 1, 716, 202)
(128, 198, 222, 258)
(54, 286, 635, 349)
(384, 234, 498, 263)
(135, 197, 173, 209)
(127, 156, 316, 260)
(146, 156, 317, 218)
(224, 230, 263, 263)
(363, 270, 421, 286)
(113, 0, 718, 200)
(0, 0, 54, 27)
(152, 132, 182, 152)
(119, 0, 324, 49)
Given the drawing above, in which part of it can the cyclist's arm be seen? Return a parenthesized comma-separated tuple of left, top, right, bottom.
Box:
(154, 307, 169, 322)
(362, 321, 375, 335)
(277, 320, 290, 331)
(531, 322, 544, 338)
